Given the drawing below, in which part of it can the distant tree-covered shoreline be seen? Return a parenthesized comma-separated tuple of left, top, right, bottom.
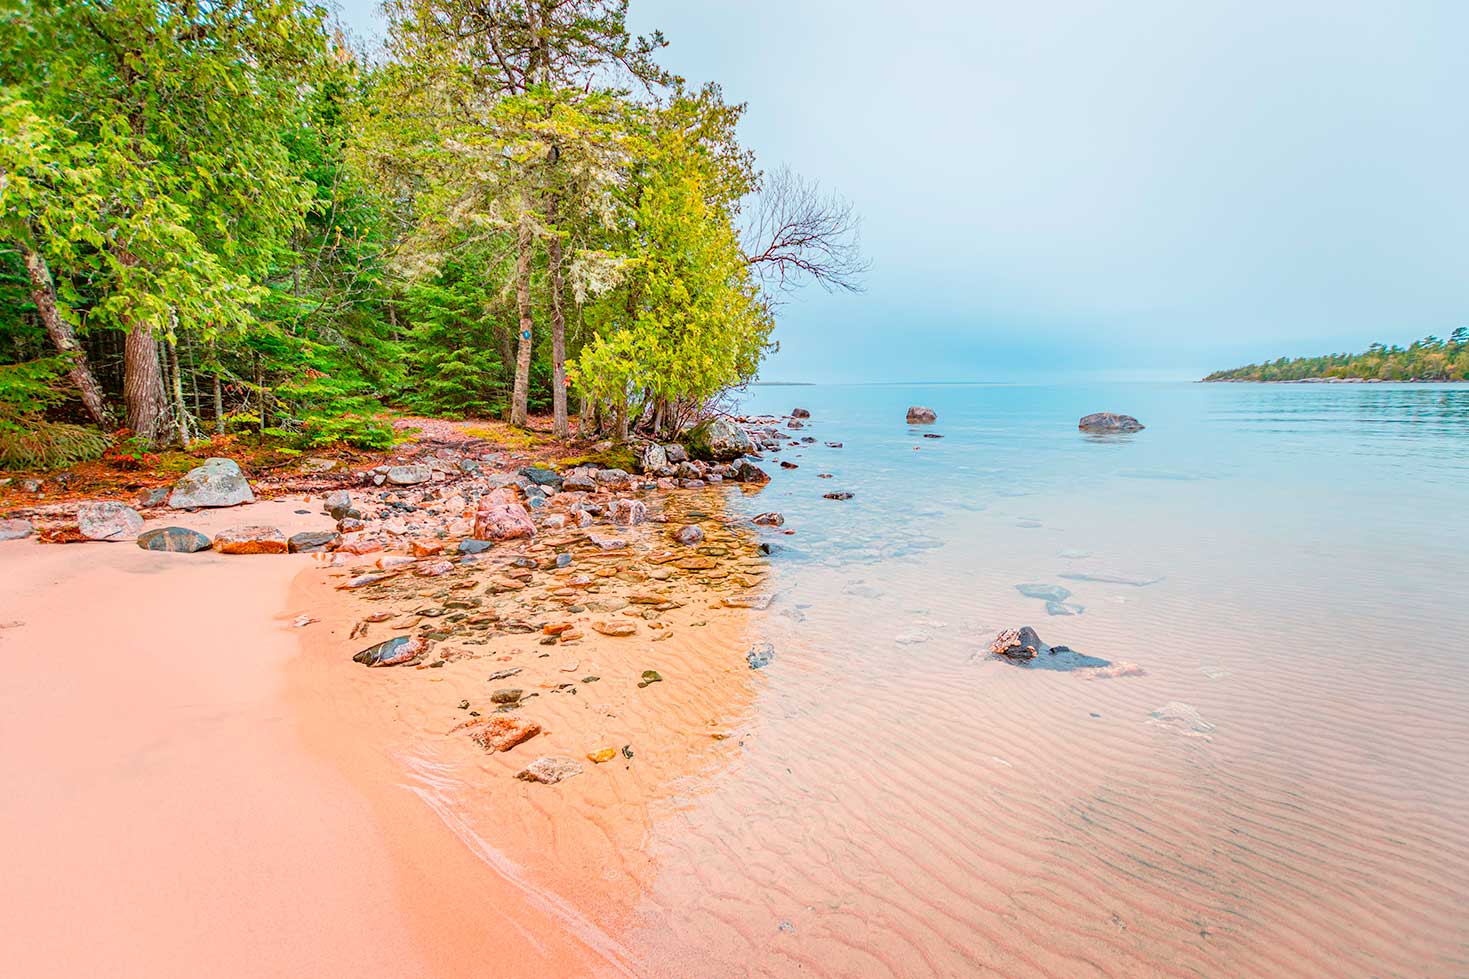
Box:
(1203, 330, 1469, 382)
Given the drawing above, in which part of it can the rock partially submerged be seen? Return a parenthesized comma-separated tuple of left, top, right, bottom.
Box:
(790, 408, 811, 419)
(906, 406, 937, 424)
(137, 527, 212, 553)
(353, 635, 427, 667)
(746, 642, 774, 670)
(990, 626, 1046, 660)
(515, 756, 583, 784)
(474, 503, 535, 541)
(77, 502, 144, 541)
(1078, 412, 1144, 433)
(169, 458, 254, 509)
(752, 512, 784, 527)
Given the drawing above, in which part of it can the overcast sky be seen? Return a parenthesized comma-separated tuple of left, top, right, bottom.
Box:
(335, 1, 1468, 382)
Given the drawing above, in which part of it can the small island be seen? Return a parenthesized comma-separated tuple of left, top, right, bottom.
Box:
(1203, 330, 1469, 382)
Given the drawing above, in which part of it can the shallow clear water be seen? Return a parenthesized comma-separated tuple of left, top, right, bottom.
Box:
(624, 382, 1469, 978)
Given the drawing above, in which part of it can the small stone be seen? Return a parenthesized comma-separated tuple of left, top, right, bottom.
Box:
(587, 747, 617, 764)
(752, 512, 784, 527)
(673, 524, 704, 545)
(515, 756, 583, 784)
(77, 501, 144, 541)
(490, 688, 523, 704)
(592, 620, 636, 637)
(136, 527, 212, 553)
(458, 539, 493, 555)
(637, 669, 663, 688)
(823, 491, 854, 501)
(746, 642, 774, 670)
(609, 498, 648, 526)
(212, 525, 288, 554)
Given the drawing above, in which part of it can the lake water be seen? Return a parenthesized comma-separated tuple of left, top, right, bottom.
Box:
(622, 382, 1469, 977)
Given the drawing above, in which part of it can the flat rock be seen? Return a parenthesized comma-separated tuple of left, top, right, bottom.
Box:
(471, 715, 541, 752)
(1078, 412, 1144, 433)
(77, 501, 144, 541)
(515, 756, 583, 784)
(137, 527, 212, 553)
(169, 457, 253, 509)
(0, 518, 34, 541)
(288, 530, 339, 553)
(592, 620, 637, 637)
(212, 525, 288, 554)
(386, 464, 433, 486)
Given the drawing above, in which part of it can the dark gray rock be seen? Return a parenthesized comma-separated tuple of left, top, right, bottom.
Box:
(990, 626, 1045, 659)
(732, 461, 770, 484)
(288, 530, 339, 554)
(791, 408, 810, 419)
(458, 539, 493, 554)
(1078, 412, 1144, 433)
(136, 527, 212, 553)
(519, 466, 563, 489)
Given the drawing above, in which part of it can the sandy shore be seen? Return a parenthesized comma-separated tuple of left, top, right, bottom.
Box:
(0, 484, 766, 978)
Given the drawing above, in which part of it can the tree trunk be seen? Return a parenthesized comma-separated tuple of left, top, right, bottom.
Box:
(213, 373, 224, 436)
(167, 333, 190, 446)
(123, 321, 167, 446)
(547, 213, 569, 439)
(509, 213, 535, 428)
(21, 244, 108, 426)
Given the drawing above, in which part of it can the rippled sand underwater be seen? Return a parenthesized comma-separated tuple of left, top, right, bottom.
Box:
(619, 383, 1469, 977)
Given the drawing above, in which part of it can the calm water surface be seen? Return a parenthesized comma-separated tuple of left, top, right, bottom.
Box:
(624, 382, 1469, 978)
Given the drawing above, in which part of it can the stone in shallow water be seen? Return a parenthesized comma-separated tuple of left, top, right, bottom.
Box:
(746, 642, 774, 670)
(823, 491, 854, 501)
(752, 512, 784, 527)
(1078, 412, 1144, 433)
(77, 501, 144, 541)
(137, 527, 212, 553)
(1058, 570, 1161, 587)
(458, 539, 493, 555)
(352, 635, 427, 667)
(906, 406, 937, 424)
(472, 715, 541, 752)
(1149, 702, 1214, 735)
(515, 756, 583, 784)
(169, 457, 253, 509)
(673, 524, 704, 545)
(1016, 583, 1072, 603)
(1045, 601, 1085, 616)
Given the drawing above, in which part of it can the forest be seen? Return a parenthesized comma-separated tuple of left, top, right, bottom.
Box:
(0, 0, 862, 469)
(1203, 331, 1469, 383)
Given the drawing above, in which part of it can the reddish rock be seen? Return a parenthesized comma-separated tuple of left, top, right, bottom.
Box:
(212, 525, 288, 554)
(609, 498, 648, 526)
(591, 620, 637, 637)
(471, 715, 542, 752)
(474, 503, 535, 541)
(673, 523, 704, 545)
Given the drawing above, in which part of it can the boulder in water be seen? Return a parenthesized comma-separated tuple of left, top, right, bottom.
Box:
(673, 524, 704, 545)
(168, 458, 253, 509)
(906, 406, 937, 424)
(609, 498, 647, 526)
(791, 408, 811, 419)
(991, 626, 1045, 659)
(1078, 412, 1144, 433)
(77, 501, 144, 541)
(136, 527, 212, 553)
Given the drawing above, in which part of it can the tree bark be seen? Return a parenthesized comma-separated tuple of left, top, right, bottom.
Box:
(21, 244, 108, 426)
(213, 373, 224, 436)
(509, 212, 535, 427)
(167, 332, 190, 446)
(123, 321, 167, 446)
(547, 216, 569, 439)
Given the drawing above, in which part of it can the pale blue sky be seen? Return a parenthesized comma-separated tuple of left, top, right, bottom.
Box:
(336, 1, 1469, 382)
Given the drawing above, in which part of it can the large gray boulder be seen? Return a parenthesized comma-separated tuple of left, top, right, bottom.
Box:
(0, 518, 33, 541)
(77, 501, 144, 541)
(1078, 412, 1144, 433)
(698, 417, 755, 461)
(639, 442, 668, 474)
(169, 458, 254, 509)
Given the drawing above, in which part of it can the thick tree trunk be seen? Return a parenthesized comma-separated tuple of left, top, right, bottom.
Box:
(509, 214, 535, 428)
(21, 244, 108, 426)
(547, 220, 569, 439)
(123, 321, 167, 446)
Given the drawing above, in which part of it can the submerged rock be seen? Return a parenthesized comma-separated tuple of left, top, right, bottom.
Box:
(353, 635, 427, 667)
(609, 498, 648, 526)
(746, 642, 774, 670)
(169, 457, 253, 509)
(823, 491, 854, 501)
(77, 501, 144, 541)
(136, 527, 212, 553)
(990, 626, 1045, 659)
(1078, 412, 1144, 433)
(673, 524, 704, 545)
(474, 503, 534, 541)
(515, 756, 583, 784)
(752, 512, 784, 527)
(732, 460, 770, 484)
(906, 406, 937, 424)
(1015, 583, 1072, 603)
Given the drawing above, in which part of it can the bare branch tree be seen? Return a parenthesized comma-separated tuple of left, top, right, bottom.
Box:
(743, 165, 869, 294)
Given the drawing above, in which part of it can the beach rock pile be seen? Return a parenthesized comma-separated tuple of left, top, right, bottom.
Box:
(1078, 412, 1144, 433)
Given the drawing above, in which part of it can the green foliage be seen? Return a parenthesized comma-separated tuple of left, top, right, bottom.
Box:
(1205, 333, 1469, 382)
(0, 357, 109, 468)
